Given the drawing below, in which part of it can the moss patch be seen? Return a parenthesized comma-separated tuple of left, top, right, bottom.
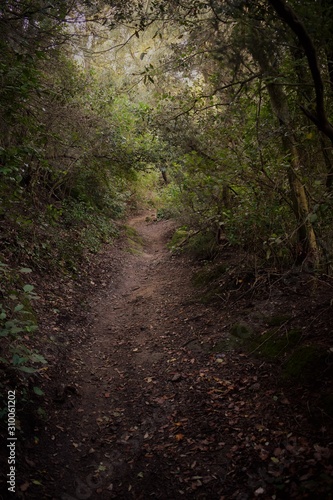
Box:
(209, 323, 254, 354)
(320, 393, 333, 418)
(230, 322, 253, 339)
(186, 232, 219, 261)
(168, 228, 219, 260)
(265, 314, 292, 327)
(190, 263, 227, 305)
(124, 225, 144, 255)
(191, 264, 227, 287)
(167, 226, 188, 250)
(282, 345, 328, 382)
(249, 328, 301, 359)
(210, 337, 245, 352)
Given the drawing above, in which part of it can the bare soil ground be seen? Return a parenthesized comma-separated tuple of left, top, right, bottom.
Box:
(3, 209, 333, 499)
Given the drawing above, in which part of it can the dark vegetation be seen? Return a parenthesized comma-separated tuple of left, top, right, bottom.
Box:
(1, 0, 333, 497)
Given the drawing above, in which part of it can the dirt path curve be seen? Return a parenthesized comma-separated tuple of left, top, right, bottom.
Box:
(39, 210, 227, 500)
(31, 210, 332, 500)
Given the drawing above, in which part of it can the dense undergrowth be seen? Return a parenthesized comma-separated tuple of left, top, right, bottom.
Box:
(163, 222, 333, 422)
(0, 200, 117, 418)
(0, 1, 166, 425)
(0, 166, 163, 427)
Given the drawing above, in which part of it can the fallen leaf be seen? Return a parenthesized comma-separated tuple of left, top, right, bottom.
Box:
(25, 457, 35, 467)
(20, 482, 30, 492)
(259, 449, 269, 460)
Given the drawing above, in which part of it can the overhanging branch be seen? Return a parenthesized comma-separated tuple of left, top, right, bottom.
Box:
(268, 0, 333, 143)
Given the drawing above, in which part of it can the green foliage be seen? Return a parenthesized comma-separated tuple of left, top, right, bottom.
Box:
(167, 227, 189, 250)
(0, 31, 165, 274)
(250, 329, 302, 360)
(0, 264, 46, 374)
(0, 261, 48, 428)
(156, 207, 173, 220)
(191, 264, 227, 287)
(37, 201, 120, 272)
(124, 225, 144, 255)
(130, 170, 162, 210)
(230, 323, 253, 340)
(135, 0, 333, 271)
(282, 345, 329, 382)
(186, 232, 219, 261)
(158, 181, 184, 219)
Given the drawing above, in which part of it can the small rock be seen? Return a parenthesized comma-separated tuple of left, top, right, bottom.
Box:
(250, 383, 261, 391)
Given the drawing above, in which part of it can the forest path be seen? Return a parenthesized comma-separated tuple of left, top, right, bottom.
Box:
(30, 210, 332, 500)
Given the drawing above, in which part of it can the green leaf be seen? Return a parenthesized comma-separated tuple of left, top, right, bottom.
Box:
(9, 327, 24, 335)
(20, 268, 32, 274)
(12, 353, 24, 366)
(30, 353, 47, 364)
(14, 304, 24, 312)
(25, 324, 38, 333)
(23, 284, 34, 293)
(17, 366, 37, 373)
(33, 386, 44, 396)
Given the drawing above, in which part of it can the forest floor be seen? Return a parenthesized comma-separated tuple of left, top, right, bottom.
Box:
(6, 209, 333, 499)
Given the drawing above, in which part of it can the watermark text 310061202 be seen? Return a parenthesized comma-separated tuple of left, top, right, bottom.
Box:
(7, 390, 16, 493)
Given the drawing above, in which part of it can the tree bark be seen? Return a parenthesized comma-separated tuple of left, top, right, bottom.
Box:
(249, 34, 319, 265)
(268, 0, 333, 146)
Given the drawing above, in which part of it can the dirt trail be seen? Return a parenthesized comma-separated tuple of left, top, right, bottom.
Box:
(29, 211, 332, 500)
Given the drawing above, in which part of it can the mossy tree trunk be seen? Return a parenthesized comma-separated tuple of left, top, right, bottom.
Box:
(268, 0, 333, 194)
(249, 33, 319, 266)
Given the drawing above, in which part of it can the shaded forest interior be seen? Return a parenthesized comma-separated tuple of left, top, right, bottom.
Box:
(0, 1, 333, 499)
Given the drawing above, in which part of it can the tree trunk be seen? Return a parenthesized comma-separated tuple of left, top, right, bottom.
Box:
(249, 36, 319, 266)
(268, 0, 333, 146)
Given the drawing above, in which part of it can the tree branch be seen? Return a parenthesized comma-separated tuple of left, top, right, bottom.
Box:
(268, 0, 333, 142)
